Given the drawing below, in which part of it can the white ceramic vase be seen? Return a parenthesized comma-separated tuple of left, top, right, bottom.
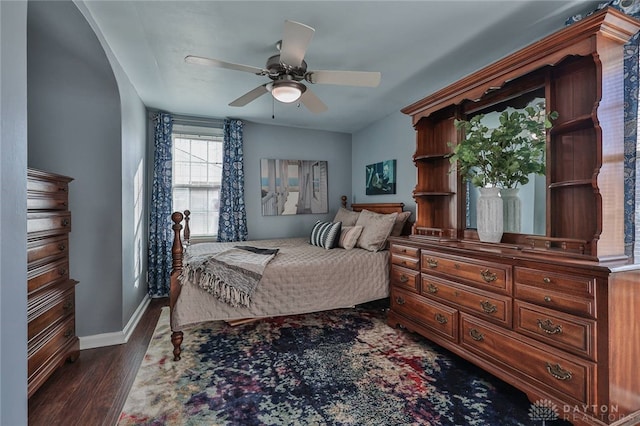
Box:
(477, 187, 503, 243)
(500, 187, 521, 234)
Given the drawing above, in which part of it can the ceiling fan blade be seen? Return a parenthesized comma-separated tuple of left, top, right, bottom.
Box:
(185, 55, 266, 75)
(229, 84, 269, 107)
(300, 89, 328, 114)
(306, 70, 381, 87)
(279, 20, 315, 68)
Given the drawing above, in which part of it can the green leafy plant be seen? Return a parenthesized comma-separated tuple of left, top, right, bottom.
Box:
(448, 102, 558, 188)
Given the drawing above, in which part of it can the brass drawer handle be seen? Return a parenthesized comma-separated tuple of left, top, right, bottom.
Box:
(399, 274, 409, 283)
(58, 186, 67, 192)
(58, 243, 66, 251)
(543, 277, 552, 284)
(469, 328, 484, 341)
(426, 283, 438, 294)
(426, 258, 438, 268)
(395, 296, 405, 305)
(58, 268, 67, 276)
(401, 248, 407, 253)
(544, 295, 552, 303)
(480, 300, 497, 314)
(454, 263, 460, 269)
(63, 300, 73, 311)
(480, 269, 497, 283)
(64, 328, 73, 338)
(61, 218, 70, 227)
(435, 313, 448, 324)
(537, 319, 563, 335)
(545, 362, 573, 381)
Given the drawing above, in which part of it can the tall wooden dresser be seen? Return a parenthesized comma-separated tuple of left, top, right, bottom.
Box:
(27, 168, 79, 397)
(390, 8, 640, 426)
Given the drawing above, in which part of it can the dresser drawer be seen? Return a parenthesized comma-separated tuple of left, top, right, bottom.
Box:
(391, 253, 419, 270)
(27, 212, 71, 237)
(515, 283, 595, 319)
(28, 315, 76, 381)
(390, 243, 420, 259)
(421, 250, 511, 295)
(27, 259, 69, 295)
(514, 301, 596, 360)
(28, 287, 75, 342)
(27, 193, 69, 211)
(391, 265, 420, 292)
(514, 267, 595, 299)
(391, 287, 458, 342)
(460, 314, 595, 406)
(421, 276, 511, 327)
(28, 235, 69, 269)
(27, 175, 69, 195)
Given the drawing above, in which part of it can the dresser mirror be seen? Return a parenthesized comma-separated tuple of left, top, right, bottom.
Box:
(462, 86, 547, 236)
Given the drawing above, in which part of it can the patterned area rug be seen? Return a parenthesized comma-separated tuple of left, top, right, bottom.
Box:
(118, 304, 555, 425)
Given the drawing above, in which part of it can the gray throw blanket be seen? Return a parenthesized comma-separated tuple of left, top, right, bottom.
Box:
(179, 246, 279, 307)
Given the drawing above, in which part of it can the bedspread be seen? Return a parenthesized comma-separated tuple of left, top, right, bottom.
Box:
(172, 237, 390, 330)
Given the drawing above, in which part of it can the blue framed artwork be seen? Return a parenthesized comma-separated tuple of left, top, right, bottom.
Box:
(365, 159, 396, 195)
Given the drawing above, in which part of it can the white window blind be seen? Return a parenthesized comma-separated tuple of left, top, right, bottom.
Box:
(172, 122, 224, 238)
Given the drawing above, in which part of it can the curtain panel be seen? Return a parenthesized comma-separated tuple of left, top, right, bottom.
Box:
(148, 112, 173, 297)
(567, 0, 640, 256)
(217, 118, 248, 242)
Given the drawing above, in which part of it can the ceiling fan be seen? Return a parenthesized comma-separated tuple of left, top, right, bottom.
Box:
(185, 20, 382, 113)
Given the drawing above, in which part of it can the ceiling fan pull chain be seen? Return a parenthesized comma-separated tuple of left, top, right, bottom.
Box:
(272, 96, 275, 120)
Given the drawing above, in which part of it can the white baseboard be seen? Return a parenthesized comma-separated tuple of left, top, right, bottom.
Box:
(79, 294, 151, 350)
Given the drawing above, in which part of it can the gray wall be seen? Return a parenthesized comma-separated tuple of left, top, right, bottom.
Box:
(243, 122, 352, 240)
(0, 2, 29, 424)
(28, 0, 147, 337)
(352, 111, 416, 216)
(75, 2, 150, 328)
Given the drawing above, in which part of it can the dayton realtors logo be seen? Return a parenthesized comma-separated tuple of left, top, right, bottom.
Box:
(528, 399, 559, 425)
(529, 399, 630, 424)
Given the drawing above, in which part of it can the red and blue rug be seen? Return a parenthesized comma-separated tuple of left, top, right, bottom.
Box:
(118, 303, 559, 425)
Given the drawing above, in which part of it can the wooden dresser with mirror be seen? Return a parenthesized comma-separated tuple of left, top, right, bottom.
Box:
(388, 8, 640, 425)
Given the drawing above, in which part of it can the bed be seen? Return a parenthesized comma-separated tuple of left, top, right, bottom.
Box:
(168, 198, 410, 360)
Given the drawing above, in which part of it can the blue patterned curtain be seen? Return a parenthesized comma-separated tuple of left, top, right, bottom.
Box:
(567, 1, 640, 256)
(217, 119, 248, 242)
(148, 112, 173, 297)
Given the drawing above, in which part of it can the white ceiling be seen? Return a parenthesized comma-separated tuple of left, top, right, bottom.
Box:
(78, 1, 600, 134)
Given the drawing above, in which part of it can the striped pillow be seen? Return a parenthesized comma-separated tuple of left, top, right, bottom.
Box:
(309, 221, 342, 249)
(338, 226, 364, 250)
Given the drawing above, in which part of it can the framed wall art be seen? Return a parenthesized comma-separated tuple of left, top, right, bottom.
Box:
(365, 159, 396, 195)
(260, 158, 329, 216)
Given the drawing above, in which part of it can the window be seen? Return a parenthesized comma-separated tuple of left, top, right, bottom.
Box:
(172, 123, 223, 238)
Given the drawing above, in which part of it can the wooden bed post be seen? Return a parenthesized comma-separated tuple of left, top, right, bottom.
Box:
(341, 195, 347, 209)
(183, 209, 190, 245)
(170, 212, 184, 361)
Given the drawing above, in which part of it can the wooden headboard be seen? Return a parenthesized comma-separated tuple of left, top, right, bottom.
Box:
(340, 195, 411, 235)
(340, 195, 405, 215)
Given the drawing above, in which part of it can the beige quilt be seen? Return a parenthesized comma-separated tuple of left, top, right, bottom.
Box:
(172, 238, 390, 330)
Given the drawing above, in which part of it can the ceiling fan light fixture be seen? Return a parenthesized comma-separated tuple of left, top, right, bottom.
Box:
(271, 80, 306, 103)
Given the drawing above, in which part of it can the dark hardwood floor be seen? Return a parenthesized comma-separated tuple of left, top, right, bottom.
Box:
(28, 297, 168, 426)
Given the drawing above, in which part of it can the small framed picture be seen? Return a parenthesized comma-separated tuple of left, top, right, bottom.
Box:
(365, 159, 396, 195)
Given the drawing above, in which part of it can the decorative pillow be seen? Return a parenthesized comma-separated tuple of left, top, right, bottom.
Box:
(390, 211, 412, 237)
(333, 207, 360, 227)
(309, 221, 342, 249)
(355, 210, 398, 252)
(338, 226, 364, 250)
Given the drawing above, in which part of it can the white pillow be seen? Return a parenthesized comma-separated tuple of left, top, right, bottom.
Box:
(355, 210, 398, 252)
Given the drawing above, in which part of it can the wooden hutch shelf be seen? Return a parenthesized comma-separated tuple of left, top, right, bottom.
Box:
(389, 8, 640, 426)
